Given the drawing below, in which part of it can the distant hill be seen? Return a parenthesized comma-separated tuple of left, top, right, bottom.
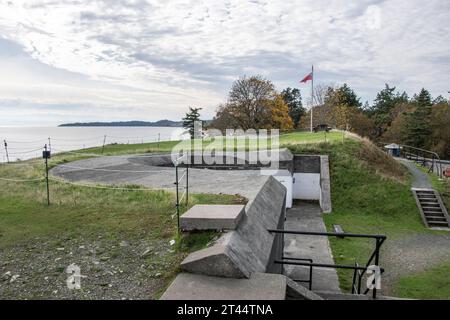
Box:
(59, 120, 183, 127)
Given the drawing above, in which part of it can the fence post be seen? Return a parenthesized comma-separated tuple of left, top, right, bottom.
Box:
(185, 165, 189, 206)
(43, 144, 50, 206)
(101, 135, 107, 154)
(372, 238, 381, 299)
(175, 164, 180, 232)
(3, 140, 9, 163)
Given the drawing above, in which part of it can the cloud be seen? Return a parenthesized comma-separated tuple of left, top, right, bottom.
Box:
(0, 0, 449, 125)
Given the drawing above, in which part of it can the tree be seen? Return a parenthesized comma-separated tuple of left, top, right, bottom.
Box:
(270, 94, 294, 130)
(430, 102, 450, 158)
(212, 75, 293, 131)
(281, 88, 305, 128)
(368, 84, 409, 137)
(325, 83, 362, 109)
(404, 88, 432, 148)
(182, 107, 202, 139)
(381, 102, 415, 143)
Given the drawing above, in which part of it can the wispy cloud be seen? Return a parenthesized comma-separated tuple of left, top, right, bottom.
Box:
(0, 0, 449, 125)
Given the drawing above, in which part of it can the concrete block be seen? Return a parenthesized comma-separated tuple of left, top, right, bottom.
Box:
(320, 155, 332, 213)
(286, 278, 324, 300)
(180, 177, 286, 278)
(180, 205, 245, 231)
(160, 272, 286, 300)
(180, 233, 250, 278)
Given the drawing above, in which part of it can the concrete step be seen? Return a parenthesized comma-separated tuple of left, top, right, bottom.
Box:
(423, 207, 443, 212)
(425, 215, 446, 220)
(418, 196, 437, 199)
(429, 220, 449, 225)
(419, 201, 439, 206)
(315, 291, 369, 300)
(160, 273, 287, 300)
(412, 188, 450, 229)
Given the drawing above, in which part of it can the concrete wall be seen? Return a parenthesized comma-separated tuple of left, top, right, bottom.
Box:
(180, 176, 287, 278)
(292, 155, 321, 201)
(293, 173, 321, 200)
(320, 155, 332, 213)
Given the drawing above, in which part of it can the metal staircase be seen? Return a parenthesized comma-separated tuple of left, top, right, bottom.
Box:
(412, 188, 450, 229)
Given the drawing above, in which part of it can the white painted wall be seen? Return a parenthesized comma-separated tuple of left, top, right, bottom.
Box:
(273, 175, 293, 208)
(293, 173, 321, 200)
(260, 169, 293, 208)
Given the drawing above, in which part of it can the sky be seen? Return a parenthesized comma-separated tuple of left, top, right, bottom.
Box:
(0, 0, 449, 126)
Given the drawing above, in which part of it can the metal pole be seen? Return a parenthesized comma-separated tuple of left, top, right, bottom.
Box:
(372, 238, 381, 299)
(101, 135, 107, 154)
(3, 140, 9, 163)
(158, 133, 160, 150)
(185, 165, 189, 206)
(44, 144, 50, 206)
(175, 165, 180, 232)
(48, 137, 52, 152)
(310, 65, 314, 133)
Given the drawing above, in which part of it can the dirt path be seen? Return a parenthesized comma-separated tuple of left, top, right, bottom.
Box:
(381, 233, 450, 295)
(397, 159, 433, 189)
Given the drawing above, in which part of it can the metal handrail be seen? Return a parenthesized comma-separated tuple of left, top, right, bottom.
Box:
(378, 142, 443, 178)
(268, 229, 386, 299)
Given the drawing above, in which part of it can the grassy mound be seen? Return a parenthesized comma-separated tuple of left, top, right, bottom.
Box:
(286, 137, 449, 297)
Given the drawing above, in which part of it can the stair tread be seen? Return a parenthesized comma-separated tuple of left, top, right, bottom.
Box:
(429, 221, 449, 225)
(425, 214, 445, 218)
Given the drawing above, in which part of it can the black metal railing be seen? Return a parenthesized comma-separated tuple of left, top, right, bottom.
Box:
(268, 229, 386, 299)
(378, 142, 443, 178)
(174, 154, 189, 232)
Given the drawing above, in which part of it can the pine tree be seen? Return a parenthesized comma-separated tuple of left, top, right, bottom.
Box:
(404, 88, 432, 148)
(182, 107, 202, 139)
(281, 87, 305, 128)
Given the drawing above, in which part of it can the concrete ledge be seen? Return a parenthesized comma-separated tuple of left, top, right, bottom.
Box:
(160, 272, 287, 300)
(179, 177, 286, 278)
(320, 155, 332, 213)
(286, 278, 324, 300)
(180, 233, 250, 278)
(180, 205, 245, 231)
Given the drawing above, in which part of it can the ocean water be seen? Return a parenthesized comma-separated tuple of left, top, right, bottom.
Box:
(0, 126, 186, 162)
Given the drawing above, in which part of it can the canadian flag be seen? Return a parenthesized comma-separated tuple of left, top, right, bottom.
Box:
(300, 72, 313, 83)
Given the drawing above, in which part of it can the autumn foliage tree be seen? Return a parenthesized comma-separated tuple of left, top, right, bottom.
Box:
(212, 75, 293, 131)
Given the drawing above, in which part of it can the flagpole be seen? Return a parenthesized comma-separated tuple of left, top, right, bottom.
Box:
(310, 65, 314, 133)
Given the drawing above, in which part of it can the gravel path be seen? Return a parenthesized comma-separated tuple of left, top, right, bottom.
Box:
(381, 233, 450, 295)
(397, 159, 433, 189)
(0, 236, 176, 299)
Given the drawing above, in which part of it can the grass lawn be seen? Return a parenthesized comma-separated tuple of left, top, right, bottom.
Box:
(44, 130, 343, 161)
(393, 259, 450, 299)
(0, 146, 244, 299)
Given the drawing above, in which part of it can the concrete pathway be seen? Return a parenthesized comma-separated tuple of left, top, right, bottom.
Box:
(397, 158, 433, 189)
(283, 202, 341, 293)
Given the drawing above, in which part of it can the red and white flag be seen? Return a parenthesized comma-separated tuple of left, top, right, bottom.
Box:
(300, 72, 313, 83)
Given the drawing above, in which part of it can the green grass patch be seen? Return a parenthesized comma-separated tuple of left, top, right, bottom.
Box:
(393, 258, 450, 299)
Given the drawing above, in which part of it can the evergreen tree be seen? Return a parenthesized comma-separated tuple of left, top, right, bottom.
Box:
(281, 87, 305, 128)
(182, 107, 202, 139)
(369, 84, 409, 137)
(404, 88, 432, 148)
